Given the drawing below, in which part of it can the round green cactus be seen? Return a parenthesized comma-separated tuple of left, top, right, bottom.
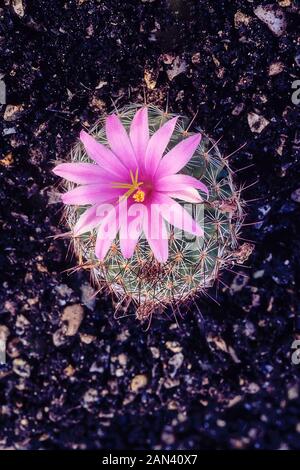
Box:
(61, 104, 251, 320)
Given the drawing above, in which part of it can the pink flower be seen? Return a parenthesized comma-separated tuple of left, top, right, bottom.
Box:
(53, 107, 208, 262)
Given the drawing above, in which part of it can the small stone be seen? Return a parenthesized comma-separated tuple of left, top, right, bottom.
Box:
(3, 127, 16, 136)
(64, 364, 75, 377)
(217, 419, 226, 427)
(291, 188, 300, 203)
(130, 374, 148, 392)
(161, 53, 175, 65)
(191, 52, 201, 64)
(168, 353, 184, 375)
(288, 384, 298, 400)
(12, 0, 25, 17)
(3, 104, 24, 121)
(163, 377, 180, 389)
(161, 430, 175, 445)
(117, 353, 127, 367)
(0, 152, 14, 167)
(95, 80, 108, 90)
(7, 337, 21, 358)
(166, 56, 187, 81)
(253, 269, 264, 279)
(89, 362, 104, 374)
(13, 358, 31, 378)
(144, 67, 158, 90)
(268, 61, 284, 76)
(80, 283, 96, 311)
(55, 284, 73, 298)
(166, 341, 182, 353)
(247, 382, 260, 394)
(278, 0, 291, 6)
(52, 328, 68, 347)
(244, 321, 256, 337)
(150, 346, 160, 359)
(254, 4, 287, 37)
(79, 333, 96, 344)
(234, 11, 252, 28)
(0, 325, 10, 342)
(247, 112, 270, 133)
(15, 314, 30, 335)
(83, 388, 99, 407)
(61, 304, 84, 336)
(232, 103, 245, 116)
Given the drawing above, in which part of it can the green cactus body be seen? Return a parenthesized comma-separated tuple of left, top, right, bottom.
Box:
(63, 104, 251, 320)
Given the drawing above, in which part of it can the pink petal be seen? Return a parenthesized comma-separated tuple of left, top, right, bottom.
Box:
(61, 184, 121, 205)
(95, 205, 120, 260)
(74, 205, 105, 236)
(53, 163, 109, 185)
(156, 133, 202, 177)
(80, 130, 127, 178)
(155, 174, 208, 195)
(166, 188, 203, 203)
(106, 114, 137, 170)
(143, 205, 168, 263)
(119, 204, 144, 258)
(129, 107, 149, 159)
(145, 117, 178, 176)
(153, 193, 204, 237)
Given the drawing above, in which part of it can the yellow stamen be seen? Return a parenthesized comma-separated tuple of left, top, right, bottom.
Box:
(133, 189, 145, 203)
(111, 168, 144, 203)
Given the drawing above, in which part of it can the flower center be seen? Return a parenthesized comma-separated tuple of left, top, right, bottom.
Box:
(132, 189, 145, 203)
(111, 169, 145, 203)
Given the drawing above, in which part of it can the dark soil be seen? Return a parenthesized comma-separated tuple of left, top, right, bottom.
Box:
(1, 0, 300, 450)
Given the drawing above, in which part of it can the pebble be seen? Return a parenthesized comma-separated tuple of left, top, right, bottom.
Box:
(80, 283, 96, 311)
(3, 104, 24, 121)
(117, 353, 128, 367)
(191, 52, 201, 64)
(12, 0, 25, 17)
(232, 103, 245, 116)
(63, 364, 75, 377)
(288, 384, 298, 400)
(168, 353, 184, 375)
(291, 188, 300, 203)
(150, 346, 160, 359)
(253, 269, 265, 279)
(234, 11, 252, 28)
(15, 314, 30, 335)
(13, 358, 31, 378)
(61, 304, 84, 336)
(79, 333, 96, 344)
(248, 112, 270, 133)
(0, 325, 10, 342)
(166, 341, 182, 353)
(247, 382, 260, 394)
(254, 5, 287, 37)
(130, 374, 148, 392)
(268, 62, 284, 76)
(278, 0, 291, 6)
(161, 430, 175, 445)
(83, 388, 99, 407)
(166, 56, 187, 81)
(52, 328, 68, 347)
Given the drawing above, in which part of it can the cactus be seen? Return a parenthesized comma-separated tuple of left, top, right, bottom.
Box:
(58, 104, 251, 321)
